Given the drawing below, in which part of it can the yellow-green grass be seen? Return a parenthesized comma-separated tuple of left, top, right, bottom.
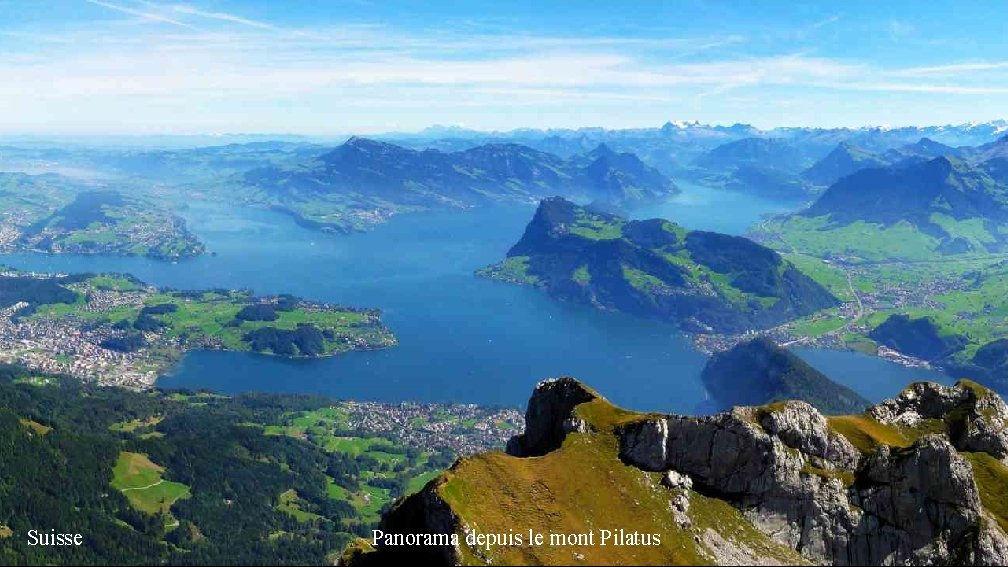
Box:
(340, 539, 376, 565)
(0, 525, 12, 538)
(278, 489, 322, 523)
(406, 470, 441, 495)
(19, 418, 51, 435)
(760, 216, 943, 262)
(789, 312, 848, 337)
(432, 396, 802, 565)
(109, 415, 163, 432)
(784, 254, 854, 301)
(111, 452, 190, 515)
(963, 452, 1008, 534)
(827, 415, 913, 453)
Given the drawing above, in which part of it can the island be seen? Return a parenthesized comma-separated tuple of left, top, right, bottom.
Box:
(0, 270, 396, 387)
(0, 173, 204, 259)
(477, 197, 837, 333)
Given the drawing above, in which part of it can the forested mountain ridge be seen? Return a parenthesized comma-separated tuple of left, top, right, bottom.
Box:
(700, 337, 870, 414)
(236, 138, 678, 232)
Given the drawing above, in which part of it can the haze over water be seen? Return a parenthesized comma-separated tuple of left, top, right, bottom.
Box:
(0, 185, 946, 412)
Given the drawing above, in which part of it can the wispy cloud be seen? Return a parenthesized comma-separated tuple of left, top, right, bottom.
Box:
(3, 1, 1007, 133)
(810, 14, 842, 30)
(893, 61, 1008, 77)
(163, 3, 274, 29)
(84, 0, 195, 28)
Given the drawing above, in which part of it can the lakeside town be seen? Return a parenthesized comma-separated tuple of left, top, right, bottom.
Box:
(336, 400, 524, 456)
(0, 269, 396, 389)
(693, 258, 966, 371)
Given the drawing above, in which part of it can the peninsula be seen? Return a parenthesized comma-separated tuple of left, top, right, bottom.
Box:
(0, 270, 396, 388)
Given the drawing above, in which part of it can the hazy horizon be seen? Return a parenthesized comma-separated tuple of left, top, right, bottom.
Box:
(5, 0, 1008, 135)
(1, 117, 1007, 143)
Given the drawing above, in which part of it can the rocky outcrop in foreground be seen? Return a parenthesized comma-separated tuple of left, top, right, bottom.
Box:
(345, 378, 1008, 566)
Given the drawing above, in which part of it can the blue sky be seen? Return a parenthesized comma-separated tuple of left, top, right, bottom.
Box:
(2, 0, 1007, 134)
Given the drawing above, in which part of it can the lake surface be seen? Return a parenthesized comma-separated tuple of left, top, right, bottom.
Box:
(0, 185, 948, 412)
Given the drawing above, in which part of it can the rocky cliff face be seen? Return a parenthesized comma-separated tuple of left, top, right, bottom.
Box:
(619, 380, 1008, 565)
(504, 377, 595, 457)
(344, 378, 1008, 566)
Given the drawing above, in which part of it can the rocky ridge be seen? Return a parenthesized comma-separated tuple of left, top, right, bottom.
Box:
(344, 377, 1008, 565)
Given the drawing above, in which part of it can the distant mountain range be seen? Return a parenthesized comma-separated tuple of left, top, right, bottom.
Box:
(802, 142, 891, 186)
(692, 137, 811, 172)
(755, 146, 1008, 259)
(237, 137, 678, 232)
(383, 121, 1008, 179)
(802, 136, 999, 186)
(478, 197, 837, 333)
(807, 156, 1008, 224)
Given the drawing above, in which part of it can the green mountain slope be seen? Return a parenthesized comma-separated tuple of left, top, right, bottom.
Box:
(758, 157, 1008, 260)
(802, 141, 889, 186)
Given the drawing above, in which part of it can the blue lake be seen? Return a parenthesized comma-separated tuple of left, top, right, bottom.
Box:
(0, 185, 948, 412)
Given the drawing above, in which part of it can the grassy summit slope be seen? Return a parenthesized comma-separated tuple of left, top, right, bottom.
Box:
(350, 377, 1008, 566)
(479, 197, 836, 333)
(364, 385, 807, 565)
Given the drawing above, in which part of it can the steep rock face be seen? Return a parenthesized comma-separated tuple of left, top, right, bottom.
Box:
(869, 381, 1008, 460)
(618, 381, 1008, 565)
(619, 404, 863, 563)
(852, 437, 980, 565)
(505, 377, 596, 457)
